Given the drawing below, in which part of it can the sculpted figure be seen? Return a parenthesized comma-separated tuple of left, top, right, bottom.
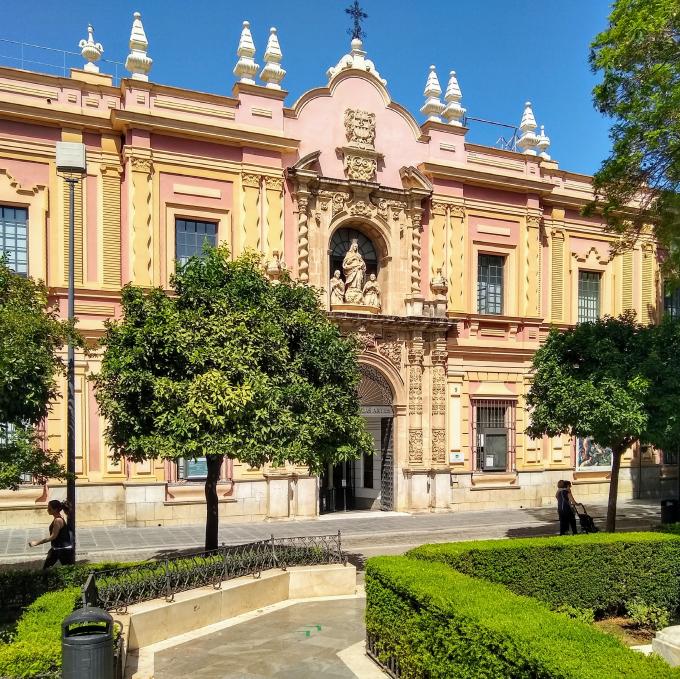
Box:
(330, 270, 345, 305)
(342, 239, 366, 303)
(363, 273, 381, 309)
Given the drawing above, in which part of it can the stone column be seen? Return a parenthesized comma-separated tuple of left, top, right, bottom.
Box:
(407, 332, 428, 509)
(641, 242, 655, 324)
(406, 207, 425, 316)
(295, 187, 310, 283)
(549, 223, 566, 323)
(430, 333, 450, 510)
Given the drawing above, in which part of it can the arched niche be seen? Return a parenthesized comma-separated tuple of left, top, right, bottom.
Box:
(327, 220, 391, 314)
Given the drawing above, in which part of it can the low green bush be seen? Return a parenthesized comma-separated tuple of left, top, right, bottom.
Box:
(366, 556, 680, 679)
(627, 599, 671, 631)
(408, 532, 680, 616)
(0, 588, 80, 679)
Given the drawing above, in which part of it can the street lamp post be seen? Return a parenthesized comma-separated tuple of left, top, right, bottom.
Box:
(56, 142, 87, 561)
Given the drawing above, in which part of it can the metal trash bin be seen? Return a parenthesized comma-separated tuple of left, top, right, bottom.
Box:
(62, 606, 114, 679)
(661, 498, 680, 524)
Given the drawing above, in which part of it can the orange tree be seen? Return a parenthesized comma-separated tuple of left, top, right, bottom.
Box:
(93, 247, 372, 550)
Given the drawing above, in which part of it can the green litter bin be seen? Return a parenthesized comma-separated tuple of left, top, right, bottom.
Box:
(62, 606, 114, 679)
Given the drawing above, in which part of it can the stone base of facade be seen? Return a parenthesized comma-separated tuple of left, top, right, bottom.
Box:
(0, 467, 672, 528)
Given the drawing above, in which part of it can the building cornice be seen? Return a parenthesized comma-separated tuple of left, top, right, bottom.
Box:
(110, 109, 299, 153)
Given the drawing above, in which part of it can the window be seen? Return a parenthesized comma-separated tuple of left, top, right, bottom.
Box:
(362, 451, 373, 489)
(664, 448, 679, 466)
(578, 271, 601, 323)
(175, 218, 217, 267)
(0, 423, 33, 483)
(664, 284, 680, 320)
(477, 254, 504, 315)
(0, 206, 28, 275)
(471, 400, 516, 471)
(177, 457, 209, 480)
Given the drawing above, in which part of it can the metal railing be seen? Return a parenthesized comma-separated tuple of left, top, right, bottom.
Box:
(0, 38, 124, 84)
(366, 633, 403, 678)
(83, 532, 346, 612)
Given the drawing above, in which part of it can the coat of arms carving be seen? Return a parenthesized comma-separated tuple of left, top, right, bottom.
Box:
(344, 108, 376, 150)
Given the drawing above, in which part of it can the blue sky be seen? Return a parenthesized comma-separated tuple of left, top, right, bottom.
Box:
(0, 0, 613, 176)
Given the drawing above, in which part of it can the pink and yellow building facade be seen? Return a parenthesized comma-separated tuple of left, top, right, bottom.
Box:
(0, 16, 674, 527)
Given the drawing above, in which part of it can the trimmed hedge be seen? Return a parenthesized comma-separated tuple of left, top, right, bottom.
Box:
(366, 556, 680, 679)
(408, 532, 680, 615)
(0, 587, 80, 679)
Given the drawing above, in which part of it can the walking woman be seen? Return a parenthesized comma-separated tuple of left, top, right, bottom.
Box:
(556, 480, 578, 535)
(28, 499, 74, 568)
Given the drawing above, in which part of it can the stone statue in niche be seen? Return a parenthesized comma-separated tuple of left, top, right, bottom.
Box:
(342, 239, 366, 303)
(330, 270, 345, 305)
(362, 273, 381, 309)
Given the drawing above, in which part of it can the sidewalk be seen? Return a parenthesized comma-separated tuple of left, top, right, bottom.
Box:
(0, 498, 663, 567)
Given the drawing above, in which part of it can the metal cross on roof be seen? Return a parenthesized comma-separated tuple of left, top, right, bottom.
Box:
(346, 1, 368, 41)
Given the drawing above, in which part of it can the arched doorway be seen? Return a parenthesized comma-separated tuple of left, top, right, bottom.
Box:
(319, 364, 395, 513)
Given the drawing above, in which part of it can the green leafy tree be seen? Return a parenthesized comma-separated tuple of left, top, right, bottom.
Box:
(0, 259, 80, 488)
(588, 0, 680, 274)
(93, 247, 373, 550)
(526, 314, 650, 532)
(642, 317, 680, 500)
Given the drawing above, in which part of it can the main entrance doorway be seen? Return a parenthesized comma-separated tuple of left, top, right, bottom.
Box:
(320, 365, 395, 513)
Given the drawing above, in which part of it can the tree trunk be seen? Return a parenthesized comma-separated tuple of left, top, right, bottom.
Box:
(204, 455, 222, 551)
(606, 446, 625, 533)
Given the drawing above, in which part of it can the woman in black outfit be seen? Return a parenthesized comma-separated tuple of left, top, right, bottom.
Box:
(28, 499, 74, 568)
(556, 480, 578, 535)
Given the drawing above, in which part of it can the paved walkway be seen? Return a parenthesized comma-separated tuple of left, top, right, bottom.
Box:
(0, 498, 663, 566)
(154, 598, 367, 679)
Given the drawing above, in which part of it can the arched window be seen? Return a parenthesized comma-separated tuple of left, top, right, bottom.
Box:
(329, 227, 378, 280)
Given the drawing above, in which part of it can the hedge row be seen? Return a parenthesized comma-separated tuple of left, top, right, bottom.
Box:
(366, 556, 680, 679)
(0, 560, 145, 614)
(0, 588, 80, 679)
(408, 532, 680, 615)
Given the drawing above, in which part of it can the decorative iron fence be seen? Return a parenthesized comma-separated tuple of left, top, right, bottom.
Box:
(82, 532, 346, 612)
(366, 633, 403, 679)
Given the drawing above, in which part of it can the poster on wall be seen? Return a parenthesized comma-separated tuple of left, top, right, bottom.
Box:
(576, 437, 613, 470)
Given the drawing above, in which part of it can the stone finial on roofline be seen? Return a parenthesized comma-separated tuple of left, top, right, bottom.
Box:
(420, 65, 445, 123)
(442, 70, 466, 127)
(537, 125, 551, 160)
(327, 38, 387, 86)
(234, 20, 259, 85)
(125, 12, 152, 81)
(260, 27, 286, 89)
(79, 24, 104, 74)
(517, 101, 539, 155)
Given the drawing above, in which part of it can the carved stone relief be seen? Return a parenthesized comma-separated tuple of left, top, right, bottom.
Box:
(408, 428, 423, 463)
(344, 108, 376, 150)
(431, 429, 446, 464)
(377, 339, 402, 368)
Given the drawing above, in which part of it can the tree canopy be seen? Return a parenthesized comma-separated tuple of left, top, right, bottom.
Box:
(0, 259, 79, 488)
(588, 0, 680, 275)
(93, 247, 373, 549)
(526, 314, 651, 531)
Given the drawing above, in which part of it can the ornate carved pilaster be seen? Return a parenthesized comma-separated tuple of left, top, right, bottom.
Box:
(430, 333, 448, 466)
(408, 332, 424, 465)
(241, 172, 261, 252)
(430, 201, 448, 293)
(264, 175, 284, 272)
(448, 205, 465, 311)
(409, 208, 423, 295)
(127, 154, 153, 286)
(525, 212, 542, 317)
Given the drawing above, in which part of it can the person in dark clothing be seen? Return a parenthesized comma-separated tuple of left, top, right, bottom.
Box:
(28, 499, 74, 568)
(556, 480, 578, 535)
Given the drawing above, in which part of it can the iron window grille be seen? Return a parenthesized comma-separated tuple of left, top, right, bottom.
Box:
(471, 399, 516, 472)
(664, 448, 679, 466)
(0, 206, 28, 275)
(664, 284, 680, 320)
(175, 218, 217, 267)
(477, 254, 504, 315)
(578, 270, 601, 323)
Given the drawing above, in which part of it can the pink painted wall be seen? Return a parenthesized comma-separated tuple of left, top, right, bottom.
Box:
(0, 157, 49, 186)
(0, 118, 59, 144)
(285, 76, 428, 188)
(151, 134, 242, 163)
(87, 382, 100, 473)
(469, 214, 520, 246)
